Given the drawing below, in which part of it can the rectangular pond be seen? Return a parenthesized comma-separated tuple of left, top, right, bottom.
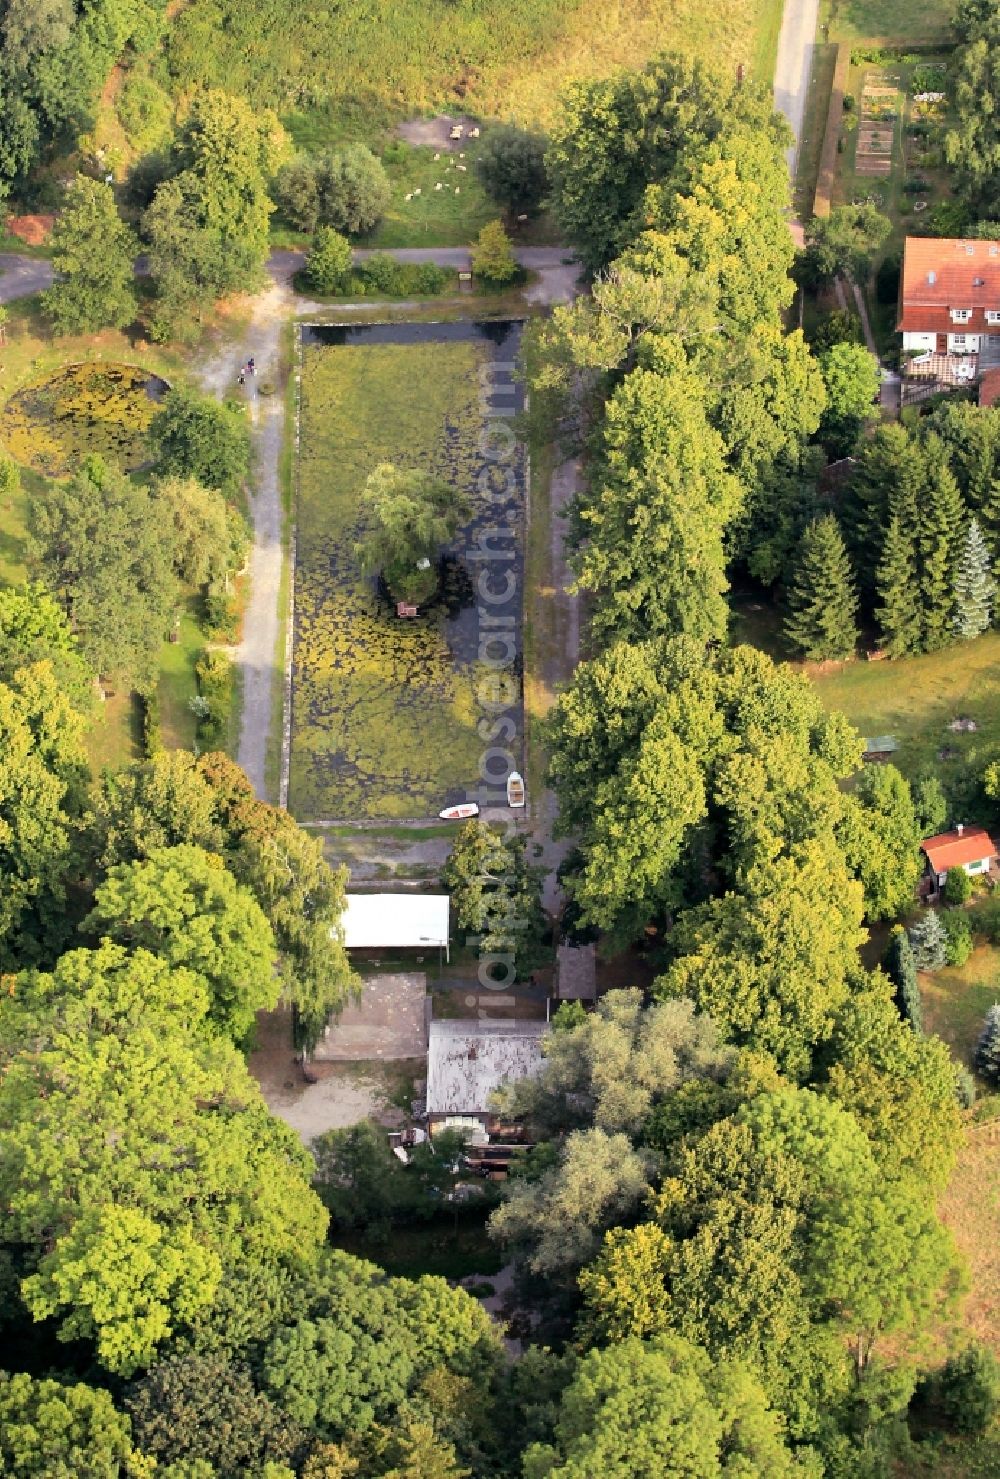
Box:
(289, 319, 526, 822)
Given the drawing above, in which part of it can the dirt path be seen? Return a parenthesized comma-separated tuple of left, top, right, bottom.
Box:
(774, 0, 821, 178)
(198, 279, 300, 798)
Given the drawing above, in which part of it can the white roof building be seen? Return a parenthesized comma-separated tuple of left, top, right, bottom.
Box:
(341, 893, 450, 958)
(426, 1019, 548, 1129)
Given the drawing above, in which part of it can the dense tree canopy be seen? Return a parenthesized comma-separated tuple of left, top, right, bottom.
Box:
(85, 843, 279, 1041)
(28, 455, 178, 691)
(0, 941, 327, 1371)
(522, 1335, 809, 1478)
(0, 658, 88, 970)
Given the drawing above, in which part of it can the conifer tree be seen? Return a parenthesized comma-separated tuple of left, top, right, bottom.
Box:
(918, 437, 965, 650)
(782, 513, 859, 660)
(844, 423, 923, 598)
(975, 1004, 1000, 1086)
(875, 516, 922, 656)
(883, 928, 923, 1033)
(954, 517, 994, 639)
(909, 909, 948, 972)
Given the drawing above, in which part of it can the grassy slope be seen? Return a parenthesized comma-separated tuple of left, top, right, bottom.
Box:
(810, 632, 1000, 780)
(290, 337, 489, 821)
(119, 0, 780, 157)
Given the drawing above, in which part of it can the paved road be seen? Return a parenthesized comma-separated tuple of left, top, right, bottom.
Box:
(0, 253, 54, 302)
(269, 245, 580, 306)
(0, 245, 579, 307)
(773, 0, 821, 178)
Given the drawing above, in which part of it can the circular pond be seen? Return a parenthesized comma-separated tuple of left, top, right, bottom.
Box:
(0, 362, 169, 477)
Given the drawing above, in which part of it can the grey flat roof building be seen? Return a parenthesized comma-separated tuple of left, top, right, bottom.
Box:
(426, 1019, 548, 1119)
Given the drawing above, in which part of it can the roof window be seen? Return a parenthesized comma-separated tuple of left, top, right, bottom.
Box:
(928, 270, 937, 284)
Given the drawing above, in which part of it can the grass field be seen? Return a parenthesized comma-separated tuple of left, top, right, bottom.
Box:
(289, 323, 525, 821)
(938, 1123, 1000, 1355)
(129, 0, 780, 155)
(921, 933, 1000, 1073)
(811, 633, 1000, 781)
(821, 0, 957, 44)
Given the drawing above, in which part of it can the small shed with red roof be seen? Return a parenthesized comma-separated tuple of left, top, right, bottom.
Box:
(920, 824, 995, 892)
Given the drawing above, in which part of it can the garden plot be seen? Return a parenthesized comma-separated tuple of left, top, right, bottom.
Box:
(855, 75, 899, 177)
(289, 321, 525, 822)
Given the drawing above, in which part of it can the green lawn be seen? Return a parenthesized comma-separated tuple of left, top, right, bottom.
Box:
(289, 327, 525, 821)
(921, 931, 1000, 1072)
(134, 0, 778, 153)
(157, 608, 204, 752)
(85, 689, 140, 775)
(811, 632, 1000, 781)
(821, 0, 957, 44)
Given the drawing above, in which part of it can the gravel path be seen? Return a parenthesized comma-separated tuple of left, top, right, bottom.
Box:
(773, 0, 821, 177)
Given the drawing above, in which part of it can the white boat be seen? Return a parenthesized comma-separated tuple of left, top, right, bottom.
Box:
(507, 771, 525, 808)
(438, 802, 480, 821)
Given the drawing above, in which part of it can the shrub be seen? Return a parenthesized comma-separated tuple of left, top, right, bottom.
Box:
(274, 146, 390, 234)
(909, 909, 947, 971)
(305, 227, 352, 294)
(975, 1004, 1000, 1086)
(359, 253, 404, 294)
(942, 909, 973, 967)
(937, 1345, 1000, 1433)
(943, 867, 972, 906)
(204, 586, 240, 643)
(193, 649, 233, 747)
(954, 1064, 977, 1109)
(472, 219, 517, 284)
(977, 897, 1000, 943)
(140, 690, 162, 758)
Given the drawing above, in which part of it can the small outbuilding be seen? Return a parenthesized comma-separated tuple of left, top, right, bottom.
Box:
(554, 942, 597, 1004)
(920, 824, 995, 893)
(426, 1019, 548, 1140)
(341, 893, 450, 961)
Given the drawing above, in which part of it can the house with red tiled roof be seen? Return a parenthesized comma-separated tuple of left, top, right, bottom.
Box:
(898, 236, 1000, 360)
(920, 824, 995, 894)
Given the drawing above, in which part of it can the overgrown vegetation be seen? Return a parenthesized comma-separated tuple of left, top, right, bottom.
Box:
(290, 329, 524, 820)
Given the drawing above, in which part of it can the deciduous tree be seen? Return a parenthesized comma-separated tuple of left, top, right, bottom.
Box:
(355, 463, 468, 605)
(522, 1335, 806, 1478)
(476, 124, 548, 215)
(28, 455, 178, 691)
(305, 226, 352, 294)
(85, 843, 278, 1041)
(126, 1352, 300, 1477)
(838, 764, 923, 921)
(496, 988, 731, 1139)
(0, 941, 327, 1372)
(799, 204, 891, 286)
(489, 1128, 653, 1277)
(471, 219, 517, 284)
(0, 659, 88, 970)
(152, 387, 250, 498)
(42, 174, 137, 334)
(0, 1372, 136, 1478)
(816, 342, 880, 457)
